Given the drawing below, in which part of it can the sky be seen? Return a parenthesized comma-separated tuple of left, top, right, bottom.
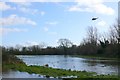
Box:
(0, 0, 119, 47)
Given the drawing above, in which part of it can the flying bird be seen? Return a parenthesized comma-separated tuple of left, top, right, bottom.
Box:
(92, 17, 98, 20)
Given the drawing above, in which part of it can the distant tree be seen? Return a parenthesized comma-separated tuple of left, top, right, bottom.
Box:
(15, 44, 22, 51)
(22, 47, 27, 53)
(57, 38, 73, 54)
(69, 45, 77, 55)
(99, 39, 109, 49)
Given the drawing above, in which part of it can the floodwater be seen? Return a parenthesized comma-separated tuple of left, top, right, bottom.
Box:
(17, 55, 118, 75)
(2, 55, 119, 78)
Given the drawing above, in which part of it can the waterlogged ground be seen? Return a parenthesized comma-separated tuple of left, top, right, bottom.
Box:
(2, 55, 118, 78)
(2, 63, 98, 78)
(17, 55, 118, 75)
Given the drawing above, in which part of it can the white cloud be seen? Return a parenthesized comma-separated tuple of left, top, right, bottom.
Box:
(40, 11, 45, 16)
(21, 41, 46, 47)
(43, 27, 57, 35)
(2, 1, 37, 15)
(8, 0, 68, 2)
(68, 0, 115, 15)
(43, 21, 58, 35)
(96, 20, 107, 27)
(49, 31, 57, 35)
(0, 28, 28, 35)
(0, 2, 16, 11)
(69, 6, 92, 12)
(96, 20, 110, 32)
(46, 21, 58, 25)
(24, 41, 39, 46)
(14, 2, 31, 6)
(9, 0, 29, 2)
(19, 7, 38, 14)
(5, 0, 119, 2)
(19, 6, 45, 16)
(19, 7, 30, 13)
(43, 27, 49, 32)
(0, 14, 37, 26)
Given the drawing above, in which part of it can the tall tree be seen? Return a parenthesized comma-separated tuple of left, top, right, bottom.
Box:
(79, 26, 98, 55)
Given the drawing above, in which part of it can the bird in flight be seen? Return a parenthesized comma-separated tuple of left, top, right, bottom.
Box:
(92, 17, 98, 20)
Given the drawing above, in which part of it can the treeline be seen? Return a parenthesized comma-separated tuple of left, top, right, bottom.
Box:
(1, 21, 120, 58)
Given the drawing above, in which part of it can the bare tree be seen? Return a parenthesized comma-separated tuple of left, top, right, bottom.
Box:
(109, 26, 118, 44)
(79, 26, 99, 55)
(57, 38, 73, 54)
(117, 19, 120, 44)
(87, 26, 98, 45)
(118, 19, 120, 58)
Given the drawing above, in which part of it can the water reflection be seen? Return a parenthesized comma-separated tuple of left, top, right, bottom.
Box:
(2, 70, 76, 79)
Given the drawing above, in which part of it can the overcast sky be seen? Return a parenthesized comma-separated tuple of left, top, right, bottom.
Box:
(0, 0, 118, 47)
